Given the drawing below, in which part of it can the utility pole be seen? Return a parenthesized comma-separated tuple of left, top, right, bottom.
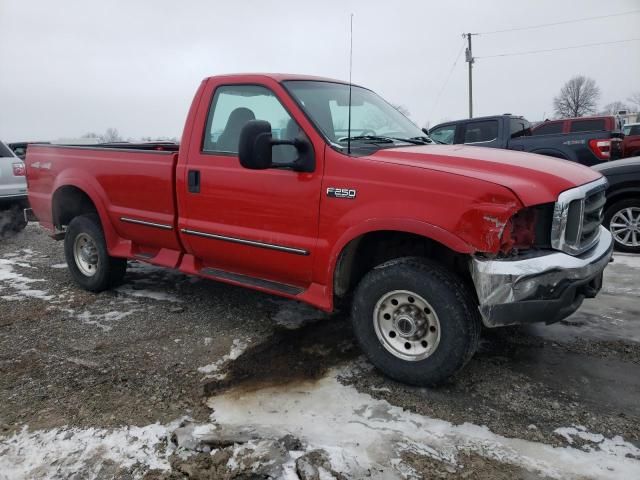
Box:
(464, 33, 475, 118)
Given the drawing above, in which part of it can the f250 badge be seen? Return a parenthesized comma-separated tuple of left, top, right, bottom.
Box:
(327, 187, 357, 199)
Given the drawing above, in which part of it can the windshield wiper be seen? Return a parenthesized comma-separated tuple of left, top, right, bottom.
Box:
(338, 135, 395, 144)
(338, 135, 431, 145)
(392, 136, 432, 145)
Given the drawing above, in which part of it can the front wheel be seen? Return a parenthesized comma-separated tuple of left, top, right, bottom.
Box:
(64, 214, 127, 291)
(604, 199, 640, 253)
(351, 258, 481, 386)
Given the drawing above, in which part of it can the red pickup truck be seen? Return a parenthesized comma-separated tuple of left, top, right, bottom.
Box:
(26, 74, 613, 386)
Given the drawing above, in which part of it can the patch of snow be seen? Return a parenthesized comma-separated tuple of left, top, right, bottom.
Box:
(207, 368, 640, 480)
(0, 258, 54, 301)
(198, 338, 250, 378)
(116, 284, 182, 303)
(75, 309, 138, 332)
(271, 299, 328, 329)
(554, 426, 639, 458)
(611, 253, 640, 269)
(0, 422, 180, 479)
(370, 386, 392, 393)
(1, 295, 23, 301)
(50, 262, 67, 269)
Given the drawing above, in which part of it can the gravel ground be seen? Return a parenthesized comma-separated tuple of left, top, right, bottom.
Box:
(0, 224, 639, 479)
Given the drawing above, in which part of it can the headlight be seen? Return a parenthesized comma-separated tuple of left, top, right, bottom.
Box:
(500, 203, 554, 254)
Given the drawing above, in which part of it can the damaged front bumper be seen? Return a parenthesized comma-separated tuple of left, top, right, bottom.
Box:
(470, 226, 613, 327)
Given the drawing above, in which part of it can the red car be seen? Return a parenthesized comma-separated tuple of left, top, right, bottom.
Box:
(622, 122, 640, 158)
(26, 74, 613, 385)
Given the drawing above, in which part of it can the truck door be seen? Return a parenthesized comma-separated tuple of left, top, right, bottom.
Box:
(177, 80, 323, 291)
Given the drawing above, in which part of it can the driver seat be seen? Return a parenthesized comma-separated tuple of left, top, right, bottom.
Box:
(216, 107, 256, 152)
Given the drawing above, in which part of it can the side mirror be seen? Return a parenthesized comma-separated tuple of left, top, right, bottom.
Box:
(238, 120, 315, 173)
(238, 120, 273, 170)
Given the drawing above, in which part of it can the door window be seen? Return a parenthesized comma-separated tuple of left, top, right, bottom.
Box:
(463, 120, 498, 143)
(203, 85, 303, 164)
(429, 125, 456, 144)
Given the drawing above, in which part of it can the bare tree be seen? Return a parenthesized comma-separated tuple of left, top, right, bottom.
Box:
(628, 92, 640, 110)
(102, 128, 122, 143)
(81, 129, 123, 143)
(553, 76, 600, 118)
(601, 100, 631, 115)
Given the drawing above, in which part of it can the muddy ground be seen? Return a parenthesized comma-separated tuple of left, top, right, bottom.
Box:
(0, 224, 639, 479)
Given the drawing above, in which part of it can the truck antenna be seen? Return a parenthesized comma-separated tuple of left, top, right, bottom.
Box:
(348, 13, 354, 155)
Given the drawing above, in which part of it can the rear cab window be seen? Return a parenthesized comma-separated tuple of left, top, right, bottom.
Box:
(532, 121, 564, 135)
(569, 119, 606, 133)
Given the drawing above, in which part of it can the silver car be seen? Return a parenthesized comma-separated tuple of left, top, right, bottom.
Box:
(0, 140, 28, 234)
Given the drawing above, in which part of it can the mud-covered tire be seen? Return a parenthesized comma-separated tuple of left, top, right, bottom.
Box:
(64, 214, 127, 292)
(604, 198, 640, 253)
(351, 257, 481, 386)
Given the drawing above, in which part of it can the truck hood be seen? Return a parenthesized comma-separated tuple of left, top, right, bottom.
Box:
(369, 145, 602, 206)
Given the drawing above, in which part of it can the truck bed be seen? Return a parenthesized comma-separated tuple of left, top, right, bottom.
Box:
(27, 144, 182, 261)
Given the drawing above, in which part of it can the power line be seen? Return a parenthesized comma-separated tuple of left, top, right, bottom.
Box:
(430, 40, 466, 114)
(473, 9, 640, 35)
(476, 38, 640, 59)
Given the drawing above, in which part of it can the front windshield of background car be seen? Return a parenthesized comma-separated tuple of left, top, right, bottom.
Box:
(283, 81, 428, 150)
(623, 125, 631, 135)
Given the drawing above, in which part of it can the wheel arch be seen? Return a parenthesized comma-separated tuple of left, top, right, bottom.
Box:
(330, 220, 475, 301)
(529, 148, 569, 160)
(605, 186, 640, 211)
(50, 177, 119, 251)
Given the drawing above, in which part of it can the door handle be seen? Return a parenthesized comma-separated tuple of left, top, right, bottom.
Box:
(188, 170, 200, 193)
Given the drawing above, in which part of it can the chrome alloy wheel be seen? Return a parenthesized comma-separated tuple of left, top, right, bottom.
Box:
(610, 207, 640, 247)
(73, 233, 99, 277)
(373, 290, 441, 361)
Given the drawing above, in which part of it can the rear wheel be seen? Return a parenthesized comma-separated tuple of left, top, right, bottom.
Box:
(604, 199, 640, 253)
(351, 258, 481, 386)
(64, 214, 127, 291)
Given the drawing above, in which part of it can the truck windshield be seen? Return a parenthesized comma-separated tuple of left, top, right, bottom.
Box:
(283, 81, 429, 151)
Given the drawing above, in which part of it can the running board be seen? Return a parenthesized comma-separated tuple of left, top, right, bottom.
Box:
(200, 267, 304, 296)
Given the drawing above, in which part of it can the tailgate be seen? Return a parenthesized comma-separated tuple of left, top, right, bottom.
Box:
(610, 136, 623, 160)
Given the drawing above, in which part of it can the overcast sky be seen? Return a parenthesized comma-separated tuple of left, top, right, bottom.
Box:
(1, 0, 639, 142)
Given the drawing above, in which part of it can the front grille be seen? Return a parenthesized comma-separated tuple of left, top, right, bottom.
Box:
(551, 178, 607, 255)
